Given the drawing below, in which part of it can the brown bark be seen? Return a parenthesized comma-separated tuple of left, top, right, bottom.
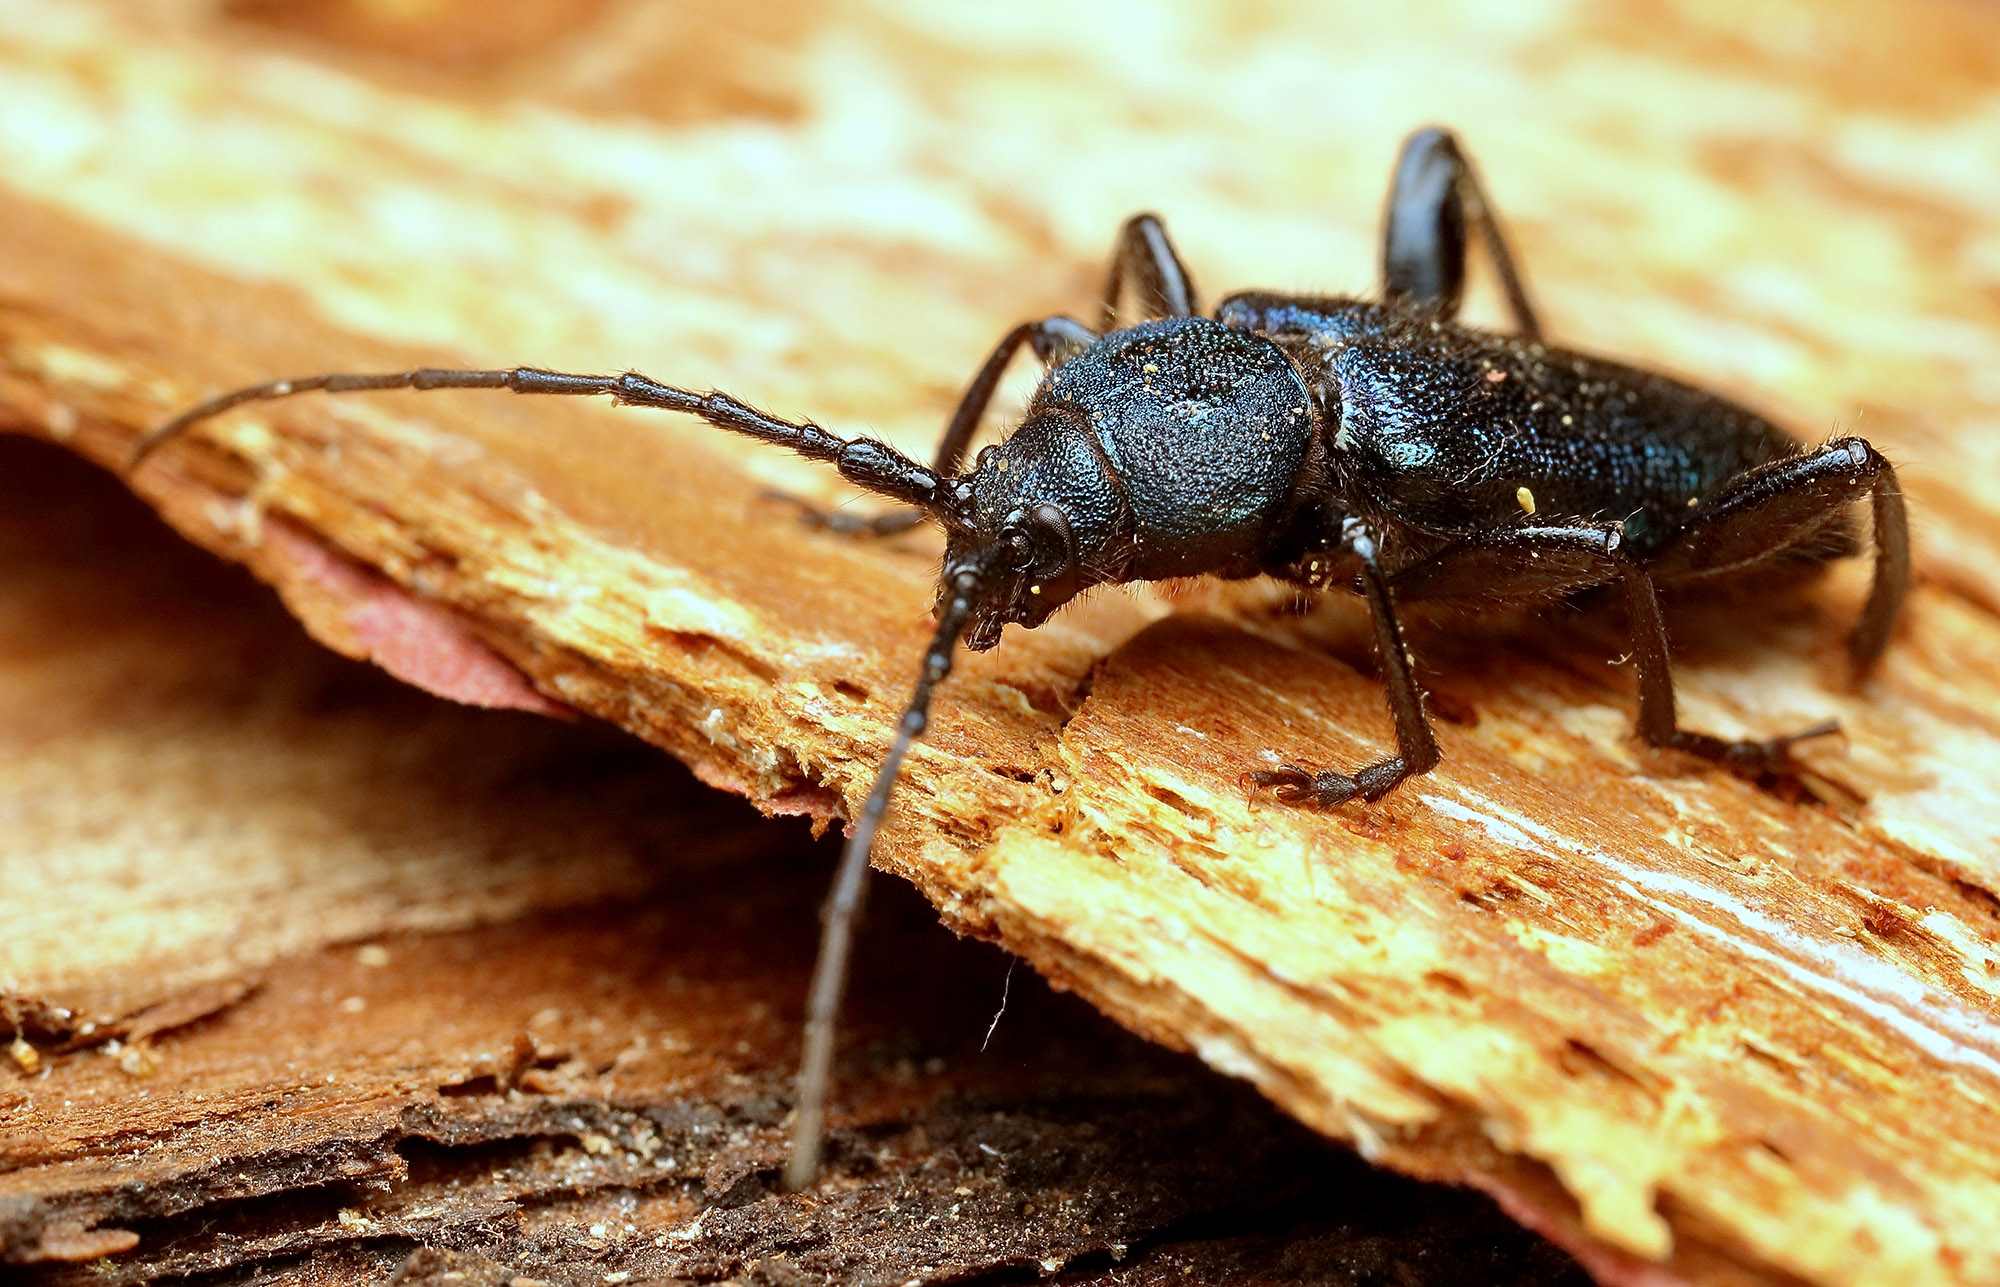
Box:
(0, 438, 1588, 1284)
(3, 3, 2000, 1285)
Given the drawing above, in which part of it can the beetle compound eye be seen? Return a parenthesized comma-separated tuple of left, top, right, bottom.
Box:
(1026, 503, 1076, 575)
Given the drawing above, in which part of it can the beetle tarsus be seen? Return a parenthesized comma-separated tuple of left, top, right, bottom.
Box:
(1655, 718, 1844, 778)
(1249, 756, 1416, 808)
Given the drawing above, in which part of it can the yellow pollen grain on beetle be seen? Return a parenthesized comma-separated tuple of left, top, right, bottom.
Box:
(1516, 486, 1537, 515)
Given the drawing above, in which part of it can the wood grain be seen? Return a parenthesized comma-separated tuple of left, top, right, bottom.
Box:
(0, 438, 1591, 1285)
(2, 3, 1999, 1284)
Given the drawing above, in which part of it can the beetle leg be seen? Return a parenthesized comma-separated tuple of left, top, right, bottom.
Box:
(1250, 521, 1442, 806)
(1382, 127, 1540, 339)
(1643, 437, 1909, 673)
(1621, 563, 1844, 773)
(1383, 523, 1847, 778)
(1101, 213, 1200, 327)
(769, 314, 1096, 536)
(1389, 523, 1625, 604)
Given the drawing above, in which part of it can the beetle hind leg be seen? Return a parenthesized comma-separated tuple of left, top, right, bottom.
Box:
(1646, 436, 1909, 674)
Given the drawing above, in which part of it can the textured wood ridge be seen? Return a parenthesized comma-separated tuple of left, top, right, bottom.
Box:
(0, 437, 1593, 1286)
(4, 3, 2000, 1285)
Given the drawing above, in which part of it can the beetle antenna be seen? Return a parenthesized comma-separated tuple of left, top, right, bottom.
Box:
(783, 561, 983, 1190)
(129, 366, 956, 517)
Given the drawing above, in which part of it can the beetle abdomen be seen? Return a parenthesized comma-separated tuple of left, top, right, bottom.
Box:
(1339, 333, 1798, 550)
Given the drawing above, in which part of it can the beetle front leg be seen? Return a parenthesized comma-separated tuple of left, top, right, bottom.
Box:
(770, 314, 1095, 535)
(1382, 127, 1540, 338)
(1251, 523, 1442, 807)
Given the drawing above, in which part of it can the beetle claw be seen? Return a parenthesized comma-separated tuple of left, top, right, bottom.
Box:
(1248, 764, 1361, 809)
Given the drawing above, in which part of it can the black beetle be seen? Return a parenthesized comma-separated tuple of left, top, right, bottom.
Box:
(131, 127, 1909, 1188)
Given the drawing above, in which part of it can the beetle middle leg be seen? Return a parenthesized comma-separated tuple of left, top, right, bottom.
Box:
(1382, 126, 1540, 339)
(1389, 523, 1849, 779)
(1250, 520, 1442, 806)
(769, 314, 1094, 535)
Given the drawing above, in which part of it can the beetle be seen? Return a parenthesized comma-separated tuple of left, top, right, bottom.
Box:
(130, 127, 1909, 1189)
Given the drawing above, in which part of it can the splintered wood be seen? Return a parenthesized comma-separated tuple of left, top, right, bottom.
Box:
(0, 438, 1591, 1286)
(3, 4, 2000, 1286)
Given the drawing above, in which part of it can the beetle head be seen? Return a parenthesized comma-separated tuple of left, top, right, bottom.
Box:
(941, 404, 1129, 649)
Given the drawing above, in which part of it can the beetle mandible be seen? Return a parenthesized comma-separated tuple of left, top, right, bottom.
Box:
(131, 127, 1910, 1189)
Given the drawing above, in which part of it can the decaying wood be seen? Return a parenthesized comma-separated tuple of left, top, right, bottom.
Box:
(0, 438, 1591, 1285)
(2, 3, 1999, 1285)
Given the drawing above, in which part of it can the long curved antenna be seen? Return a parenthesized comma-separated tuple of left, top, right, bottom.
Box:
(783, 563, 982, 1190)
(129, 366, 955, 516)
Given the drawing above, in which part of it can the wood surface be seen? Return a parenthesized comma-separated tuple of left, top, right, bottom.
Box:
(2, 2, 1999, 1285)
(0, 436, 1593, 1285)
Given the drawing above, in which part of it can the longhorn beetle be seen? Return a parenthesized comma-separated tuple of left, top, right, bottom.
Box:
(132, 128, 1909, 1189)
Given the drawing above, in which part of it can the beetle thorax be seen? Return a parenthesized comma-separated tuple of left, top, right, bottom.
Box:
(954, 317, 1316, 641)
